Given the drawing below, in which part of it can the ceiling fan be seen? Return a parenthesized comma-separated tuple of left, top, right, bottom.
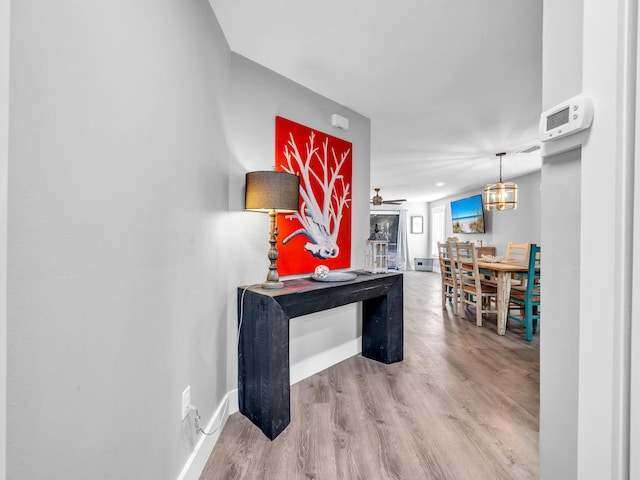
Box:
(370, 188, 407, 206)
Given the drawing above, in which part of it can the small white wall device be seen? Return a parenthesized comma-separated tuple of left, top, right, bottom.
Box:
(539, 94, 593, 142)
(331, 113, 349, 130)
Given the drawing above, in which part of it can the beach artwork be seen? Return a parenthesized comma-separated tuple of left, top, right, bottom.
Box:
(451, 194, 486, 234)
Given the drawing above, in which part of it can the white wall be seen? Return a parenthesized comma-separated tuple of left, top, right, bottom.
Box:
(539, 2, 583, 477)
(8, 2, 232, 479)
(539, 149, 581, 479)
(406, 202, 430, 263)
(541, 0, 637, 478)
(428, 170, 542, 256)
(578, 1, 635, 478)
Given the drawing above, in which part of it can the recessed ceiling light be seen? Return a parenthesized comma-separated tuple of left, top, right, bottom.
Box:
(436, 182, 445, 187)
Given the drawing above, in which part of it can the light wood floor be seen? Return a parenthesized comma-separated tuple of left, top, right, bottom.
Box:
(200, 271, 539, 480)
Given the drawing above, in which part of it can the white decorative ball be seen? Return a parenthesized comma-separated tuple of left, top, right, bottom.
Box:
(314, 265, 330, 279)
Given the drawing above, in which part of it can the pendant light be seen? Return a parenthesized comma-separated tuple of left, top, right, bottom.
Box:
(483, 152, 517, 211)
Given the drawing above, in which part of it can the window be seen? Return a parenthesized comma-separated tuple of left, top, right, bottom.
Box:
(431, 205, 446, 257)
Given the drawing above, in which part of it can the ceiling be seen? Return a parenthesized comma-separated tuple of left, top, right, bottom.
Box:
(210, 0, 543, 203)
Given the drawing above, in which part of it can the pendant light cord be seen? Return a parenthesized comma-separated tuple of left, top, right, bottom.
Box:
(496, 152, 505, 182)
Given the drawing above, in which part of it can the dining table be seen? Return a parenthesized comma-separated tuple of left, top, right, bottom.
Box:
(476, 260, 530, 336)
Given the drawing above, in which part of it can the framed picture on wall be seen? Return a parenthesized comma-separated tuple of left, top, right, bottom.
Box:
(275, 116, 353, 275)
(411, 215, 423, 234)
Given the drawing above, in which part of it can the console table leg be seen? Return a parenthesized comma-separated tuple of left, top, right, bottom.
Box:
(362, 276, 403, 364)
(238, 293, 290, 440)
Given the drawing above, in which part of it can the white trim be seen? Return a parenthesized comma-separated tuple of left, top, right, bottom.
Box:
(176, 389, 238, 480)
(227, 388, 239, 415)
(290, 337, 361, 385)
(579, 1, 636, 477)
(630, 2, 640, 477)
(614, 4, 637, 478)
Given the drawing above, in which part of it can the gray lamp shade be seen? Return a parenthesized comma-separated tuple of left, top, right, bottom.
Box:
(245, 171, 300, 212)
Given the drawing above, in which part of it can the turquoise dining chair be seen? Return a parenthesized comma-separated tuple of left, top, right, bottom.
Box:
(507, 244, 540, 341)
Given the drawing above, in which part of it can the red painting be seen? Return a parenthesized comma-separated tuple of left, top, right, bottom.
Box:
(275, 116, 352, 276)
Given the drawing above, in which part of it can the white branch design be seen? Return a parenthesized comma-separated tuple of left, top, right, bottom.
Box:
(280, 130, 351, 259)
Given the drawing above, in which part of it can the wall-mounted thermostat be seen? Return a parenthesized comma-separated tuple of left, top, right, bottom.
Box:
(539, 94, 593, 142)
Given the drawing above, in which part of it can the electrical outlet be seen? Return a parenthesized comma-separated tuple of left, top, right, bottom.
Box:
(181, 385, 191, 420)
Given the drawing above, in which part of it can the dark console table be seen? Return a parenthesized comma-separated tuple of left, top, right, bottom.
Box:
(237, 271, 403, 440)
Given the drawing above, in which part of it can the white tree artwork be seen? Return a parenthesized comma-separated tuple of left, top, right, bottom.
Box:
(279, 129, 351, 259)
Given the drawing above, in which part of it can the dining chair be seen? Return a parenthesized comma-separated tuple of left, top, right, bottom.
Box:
(456, 242, 497, 327)
(506, 241, 530, 285)
(507, 243, 541, 341)
(506, 242, 530, 263)
(438, 241, 459, 314)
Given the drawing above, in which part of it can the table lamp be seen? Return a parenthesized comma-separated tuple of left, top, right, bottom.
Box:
(245, 171, 300, 289)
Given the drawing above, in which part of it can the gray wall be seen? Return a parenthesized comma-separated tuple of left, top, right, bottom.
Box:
(7, 2, 229, 479)
(226, 53, 371, 386)
(428, 170, 541, 256)
(0, 0, 8, 473)
(539, 0, 583, 478)
(6, 2, 372, 479)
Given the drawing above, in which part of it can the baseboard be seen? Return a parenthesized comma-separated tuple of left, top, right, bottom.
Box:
(177, 339, 359, 480)
(290, 337, 361, 385)
(227, 388, 239, 414)
(176, 390, 233, 480)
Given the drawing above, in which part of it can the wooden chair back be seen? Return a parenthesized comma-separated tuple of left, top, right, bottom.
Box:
(506, 242, 530, 264)
(438, 241, 459, 314)
(456, 242, 497, 326)
(437, 241, 451, 260)
(456, 242, 480, 292)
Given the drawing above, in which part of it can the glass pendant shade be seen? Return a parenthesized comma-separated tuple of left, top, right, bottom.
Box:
(483, 181, 518, 211)
(483, 153, 518, 211)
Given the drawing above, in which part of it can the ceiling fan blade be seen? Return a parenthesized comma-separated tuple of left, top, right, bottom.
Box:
(370, 189, 406, 206)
